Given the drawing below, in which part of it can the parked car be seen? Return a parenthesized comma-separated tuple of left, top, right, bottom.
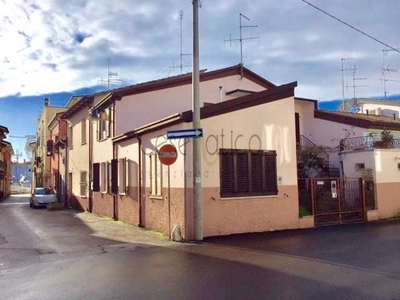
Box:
(30, 188, 57, 208)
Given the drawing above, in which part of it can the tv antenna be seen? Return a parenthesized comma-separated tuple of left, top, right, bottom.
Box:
(381, 48, 400, 99)
(99, 58, 121, 89)
(170, 10, 191, 74)
(13, 149, 22, 163)
(225, 13, 260, 78)
(341, 58, 354, 111)
(346, 64, 368, 101)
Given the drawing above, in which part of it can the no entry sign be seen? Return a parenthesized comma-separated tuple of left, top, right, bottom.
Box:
(158, 144, 178, 166)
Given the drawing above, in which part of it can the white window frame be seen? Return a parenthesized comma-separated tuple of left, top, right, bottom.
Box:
(80, 171, 87, 197)
(97, 108, 111, 141)
(68, 125, 73, 149)
(81, 119, 87, 145)
(118, 158, 127, 195)
(150, 153, 162, 197)
(100, 162, 108, 193)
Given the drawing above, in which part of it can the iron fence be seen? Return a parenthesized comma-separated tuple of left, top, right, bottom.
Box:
(340, 136, 400, 152)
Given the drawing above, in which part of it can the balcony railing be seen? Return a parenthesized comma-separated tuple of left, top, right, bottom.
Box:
(340, 136, 400, 151)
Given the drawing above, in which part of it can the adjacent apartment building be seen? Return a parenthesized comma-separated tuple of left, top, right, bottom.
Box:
(0, 125, 13, 200)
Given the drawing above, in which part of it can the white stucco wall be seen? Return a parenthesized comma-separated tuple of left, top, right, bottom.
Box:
(374, 149, 400, 184)
(295, 100, 315, 138)
(341, 150, 375, 179)
(341, 149, 400, 219)
(68, 108, 89, 198)
(36, 106, 66, 187)
(360, 103, 400, 118)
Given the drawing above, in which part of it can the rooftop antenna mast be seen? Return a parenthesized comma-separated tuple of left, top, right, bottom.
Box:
(346, 64, 368, 102)
(170, 10, 191, 74)
(99, 58, 121, 89)
(225, 13, 260, 78)
(341, 58, 354, 111)
(381, 48, 400, 99)
(13, 149, 22, 163)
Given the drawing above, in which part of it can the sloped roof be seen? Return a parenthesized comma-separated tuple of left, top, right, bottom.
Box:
(0, 125, 9, 134)
(356, 98, 400, 106)
(101, 64, 276, 99)
(0, 140, 13, 154)
(48, 112, 66, 130)
(62, 64, 276, 120)
(62, 96, 94, 119)
(113, 81, 296, 143)
(315, 110, 400, 130)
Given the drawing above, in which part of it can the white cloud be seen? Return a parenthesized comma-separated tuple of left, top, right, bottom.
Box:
(0, 0, 399, 99)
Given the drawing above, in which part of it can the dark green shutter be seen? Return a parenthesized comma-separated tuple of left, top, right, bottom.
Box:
(264, 152, 278, 195)
(251, 152, 264, 195)
(92, 163, 100, 192)
(220, 150, 234, 197)
(236, 152, 249, 195)
(111, 159, 118, 194)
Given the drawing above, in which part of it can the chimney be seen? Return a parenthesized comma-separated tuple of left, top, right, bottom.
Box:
(44, 97, 50, 106)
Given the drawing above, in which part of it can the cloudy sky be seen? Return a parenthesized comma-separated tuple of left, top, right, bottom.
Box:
(0, 0, 400, 158)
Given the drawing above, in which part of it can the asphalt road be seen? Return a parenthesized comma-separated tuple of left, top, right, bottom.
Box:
(1, 194, 400, 300)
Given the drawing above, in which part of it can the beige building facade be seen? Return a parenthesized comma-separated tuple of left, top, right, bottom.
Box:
(34, 102, 66, 189)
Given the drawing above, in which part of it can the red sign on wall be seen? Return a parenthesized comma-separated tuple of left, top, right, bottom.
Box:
(158, 144, 178, 166)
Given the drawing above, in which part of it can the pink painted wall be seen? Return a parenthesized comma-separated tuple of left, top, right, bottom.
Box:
(116, 75, 266, 135)
(117, 95, 303, 238)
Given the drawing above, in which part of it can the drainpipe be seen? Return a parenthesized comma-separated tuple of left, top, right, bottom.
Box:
(183, 139, 188, 240)
(88, 118, 93, 212)
(112, 102, 117, 220)
(59, 136, 68, 207)
(113, 139, 117, 220)
(138, 135, 143, 227)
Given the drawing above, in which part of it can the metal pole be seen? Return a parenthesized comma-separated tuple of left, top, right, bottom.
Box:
(168, 165, 171, 239)
(88, 119, 93, 212)
(239, 13, 243, 66)
(341, 58, 345, 111)
(180, 11, 183, 75)
(192, 0, 203, 241)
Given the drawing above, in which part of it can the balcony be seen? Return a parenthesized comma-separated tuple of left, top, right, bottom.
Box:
(340, 136, 400, 152)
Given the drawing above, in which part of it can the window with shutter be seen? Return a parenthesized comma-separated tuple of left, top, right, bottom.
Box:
(150, 154, 162, 196)
(100, 162, 107, 192)
(111, 159, 118, 194)
(92, 163, 100, 192)
(118, 158, 126, 194)
(220, 150, 234, 196)
(251, 152, 264, 195)
(220, 149, 278, 198)
(236, 152, 249, 195)
(80, 171, 87, 197)
(264, 152, 278, 195)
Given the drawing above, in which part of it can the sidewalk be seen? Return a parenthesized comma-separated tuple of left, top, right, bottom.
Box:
(60, 209, 174, 248)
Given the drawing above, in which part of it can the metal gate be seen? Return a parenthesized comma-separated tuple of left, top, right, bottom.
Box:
(312, 178, 365, 226)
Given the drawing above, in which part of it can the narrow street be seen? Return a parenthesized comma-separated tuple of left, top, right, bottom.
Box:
(1, 194, 400, 300)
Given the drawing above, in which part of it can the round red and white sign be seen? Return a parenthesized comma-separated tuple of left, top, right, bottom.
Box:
(158, 144, 178, 166)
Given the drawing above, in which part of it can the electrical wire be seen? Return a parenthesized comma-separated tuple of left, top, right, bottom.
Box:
(301, 0, 400, 54)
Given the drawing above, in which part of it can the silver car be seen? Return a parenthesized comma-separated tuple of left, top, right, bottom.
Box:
(30, 188, 57, 208)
